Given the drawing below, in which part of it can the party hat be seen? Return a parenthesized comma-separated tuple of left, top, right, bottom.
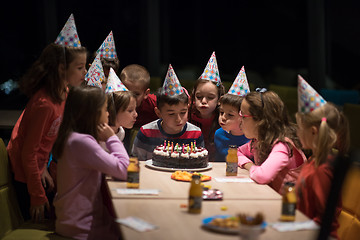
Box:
(96, 31, 117, 59)
(54, 14, 81, 47)
(297, 75, 327, 113)
(85, 53, 104, 88)
(199, 51, 221, 84)
(162, 64, 184, 96)
(228, 66, 250, 96)
(105, 68, 128, 93)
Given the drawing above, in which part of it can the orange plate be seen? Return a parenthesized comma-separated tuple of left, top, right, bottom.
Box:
(171, 171, 211, 182)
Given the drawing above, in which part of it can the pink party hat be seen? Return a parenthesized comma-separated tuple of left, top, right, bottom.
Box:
(105, 68, 128, 93)
(54, 14, 81, 47)
(298, 75, 327, 113)
(162, 64, 184, 96)
(85, 53, 104, 88)
(96, 31, 117, 59)
(228, 66, 250, 96)
(199, 51, 221, 84)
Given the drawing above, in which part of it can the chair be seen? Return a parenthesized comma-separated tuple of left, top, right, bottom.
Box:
(343, 103, 360, 151)
(0, 138, 71, 240)
(337, 158, 360, 240)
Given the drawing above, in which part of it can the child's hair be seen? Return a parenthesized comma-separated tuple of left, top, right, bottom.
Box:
(91, 52, 120, 73)
(52, 85, 106, 159)
(20, 43, 87, 103)
(107, 91, 137, 126)
(120, 64, 151, 91)
(296, 103, 350, 166)
(245, 90, 301, 164)
(156, 89, 189, 110)
(189, 79, 225, 142)
(219, 93, 243, 112)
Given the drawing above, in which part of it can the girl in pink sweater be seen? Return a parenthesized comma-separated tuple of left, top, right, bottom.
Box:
(52, 86, 129, 240)
(237, 89, 306, 194)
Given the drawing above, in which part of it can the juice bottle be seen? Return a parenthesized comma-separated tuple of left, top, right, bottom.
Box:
(280, 182, 297, 221)
(127, 157, 140, 188)
(226, 145, 238, 176)
(188, 175, 202, 214)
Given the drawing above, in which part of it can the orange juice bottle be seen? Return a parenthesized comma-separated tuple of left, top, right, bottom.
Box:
(188, 175, 202, 214)
(226, 145, 238, 176)
(280, 182, 297, 221)
(127, 157, 140, 188)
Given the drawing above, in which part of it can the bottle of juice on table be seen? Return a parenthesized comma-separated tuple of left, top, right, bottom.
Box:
(127, 157, 140, 188)
(188, 175, 202, 214)
(226, 145, 238, 176)
(280, 182, 296, 221)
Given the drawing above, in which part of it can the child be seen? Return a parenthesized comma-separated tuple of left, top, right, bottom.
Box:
(295, 76, 349, 239)
(133, 64, 204, 161)
(6, 14, 87, 222)
(189, 52, 225, 162)
(120, 64, 158, 128)
(52, 85, 129, 240)
(105, 68, 137, 142)
(214, 67, 249, 162)
(237, 89, 306, 194)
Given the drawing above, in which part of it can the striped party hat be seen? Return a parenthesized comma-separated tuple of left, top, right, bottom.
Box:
(96, 31, 117, 59)
(105, 68, 128, 93)
(162, 64, 183, 96)
(54, 14, 81, 47)
(298, 75, 327, 113)
(228, 66, 250, 96)
(199, 51, 221, 84)
(85, 53, 104, 88)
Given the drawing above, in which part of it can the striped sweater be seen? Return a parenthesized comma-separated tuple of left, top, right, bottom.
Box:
(132, 119, 204, 161)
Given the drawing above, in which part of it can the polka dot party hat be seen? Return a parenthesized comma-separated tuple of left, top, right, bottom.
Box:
(162, 64, 183, 96)
(85, 53, 104, 88)
(228, 66, 250, 96)
(105, 68, 128, 93)
(199, 51, 221, 84)
(298, 75, 327, 113)
(54, 14, 81, 47)
(96, 31, 117, 59)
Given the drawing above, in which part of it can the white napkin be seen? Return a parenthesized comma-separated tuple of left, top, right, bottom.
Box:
(115, 189, 160, 195)
(270, 220, 319, 232)
(214, 177, 254, 183)
(116, 216, 158, 232)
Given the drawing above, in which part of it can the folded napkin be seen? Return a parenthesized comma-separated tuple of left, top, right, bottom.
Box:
(214, 177, 254, 183)
(116, 189, 160, 195)
(270, 220, 319, 232)
(116, 216, 158, 232)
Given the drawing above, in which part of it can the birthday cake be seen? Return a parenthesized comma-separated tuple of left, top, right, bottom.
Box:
(152, 141, 209, 169)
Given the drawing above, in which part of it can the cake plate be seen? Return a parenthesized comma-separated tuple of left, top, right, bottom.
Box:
(145, 160, 212, 172)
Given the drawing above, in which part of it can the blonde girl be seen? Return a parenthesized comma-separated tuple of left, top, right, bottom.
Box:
(237, 90, 306, 194)
(295, 103, 349, 239)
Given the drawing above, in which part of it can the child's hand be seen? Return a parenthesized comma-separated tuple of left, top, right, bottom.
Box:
(41, 168, 54, 192)
(97, 123, 115, 142)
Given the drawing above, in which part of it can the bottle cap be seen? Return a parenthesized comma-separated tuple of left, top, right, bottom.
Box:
(284, 182, 295, 187)
(228, 145, 237, 149)
(192, 175, 201, 179)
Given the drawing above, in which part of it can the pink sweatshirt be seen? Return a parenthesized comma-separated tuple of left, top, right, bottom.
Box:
(54, 132, 129, 240)
(237, 138, 306, 194)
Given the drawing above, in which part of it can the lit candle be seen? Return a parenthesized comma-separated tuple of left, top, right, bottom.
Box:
(182, 144, 185, 154)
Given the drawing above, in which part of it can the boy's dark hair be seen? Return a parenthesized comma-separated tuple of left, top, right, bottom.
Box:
(120, 64, 150, 90)
(91, 51, 120, 73)
(219, 94, 244, 112)
(156, 89, 189, 110)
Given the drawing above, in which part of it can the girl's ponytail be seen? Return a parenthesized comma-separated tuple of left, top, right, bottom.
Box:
(316, 117, 337, 166)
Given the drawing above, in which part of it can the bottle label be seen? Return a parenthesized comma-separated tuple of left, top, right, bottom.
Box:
(226, 162, 238, 174)
(281, 202, 296, 216)
(189, 196, 202, 210)
(127, 171, 139, 183)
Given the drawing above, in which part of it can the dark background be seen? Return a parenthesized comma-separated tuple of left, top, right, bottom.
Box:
(1, 0, 360, 110)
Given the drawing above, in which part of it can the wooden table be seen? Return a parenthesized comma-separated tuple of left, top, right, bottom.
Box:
(107, 162, 281, 200)
(106, 162, 318, 240)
